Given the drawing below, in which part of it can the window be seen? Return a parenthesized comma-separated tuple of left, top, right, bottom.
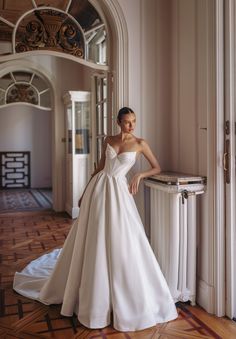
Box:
(0, 0, 107, 65)
(0, 71, 51, 109)
(93, 74, 114, 163)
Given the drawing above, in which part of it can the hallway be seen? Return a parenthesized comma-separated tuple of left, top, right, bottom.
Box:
(0, 211, 236, 338)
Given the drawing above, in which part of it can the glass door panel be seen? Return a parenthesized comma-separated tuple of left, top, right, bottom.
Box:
(93, 75, 109, 164)
(75, 101, 90, 154)
(67, 106, 72, 154)
(64, 91, 91, 218)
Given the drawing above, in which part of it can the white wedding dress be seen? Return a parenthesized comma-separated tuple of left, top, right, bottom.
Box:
(13, 143, 178, 332)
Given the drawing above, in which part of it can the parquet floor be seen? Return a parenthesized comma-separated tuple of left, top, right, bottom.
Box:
(0, 211, 236, 338)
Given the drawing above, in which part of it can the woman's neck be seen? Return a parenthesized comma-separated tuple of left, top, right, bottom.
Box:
(118, 132, 133, 142)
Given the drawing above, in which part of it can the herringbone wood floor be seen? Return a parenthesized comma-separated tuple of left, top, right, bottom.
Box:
(0, 210, 236, 338)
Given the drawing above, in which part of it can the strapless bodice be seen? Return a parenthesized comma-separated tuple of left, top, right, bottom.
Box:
(102, 143, 136, 178)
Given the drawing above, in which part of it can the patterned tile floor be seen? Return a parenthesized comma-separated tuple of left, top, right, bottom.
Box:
(0, 189, 52, 212)
(0, 210, 236, 338)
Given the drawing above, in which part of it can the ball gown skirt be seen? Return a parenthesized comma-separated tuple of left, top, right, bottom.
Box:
(13, 143, 178, 332)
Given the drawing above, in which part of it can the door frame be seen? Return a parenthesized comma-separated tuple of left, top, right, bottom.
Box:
(224, 0, 236, 319)
(214, 0, 236, 318)
(213, 0, 226, 317)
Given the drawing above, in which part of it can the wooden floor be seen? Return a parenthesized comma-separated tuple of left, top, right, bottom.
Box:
(0, 210, 236, 339)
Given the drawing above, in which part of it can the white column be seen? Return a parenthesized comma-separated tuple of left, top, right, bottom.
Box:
(178, 197, 188, 300)
(168, 193, 181, 300)
(187, 195, 197, 305)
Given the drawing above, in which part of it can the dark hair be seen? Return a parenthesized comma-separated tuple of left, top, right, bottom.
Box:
(117, 107, 135, 123)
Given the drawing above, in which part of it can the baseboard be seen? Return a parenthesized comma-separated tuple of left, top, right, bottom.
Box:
(197, 279, 215, 314)
(65, 203, 72, 218)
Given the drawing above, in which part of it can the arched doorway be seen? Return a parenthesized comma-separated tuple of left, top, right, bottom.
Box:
(0, 0, 128, 212)
(0, 66, 54, 211)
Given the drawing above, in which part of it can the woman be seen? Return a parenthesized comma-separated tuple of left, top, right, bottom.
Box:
(79, 107, 162, 203)
(13, 107, 178, 332)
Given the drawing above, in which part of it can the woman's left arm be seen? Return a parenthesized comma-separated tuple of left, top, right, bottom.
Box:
(129, 140, 161, 195)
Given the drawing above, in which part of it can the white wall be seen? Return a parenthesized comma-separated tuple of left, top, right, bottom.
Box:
(117, 0, 214, 314)
(116, 0, 208, 175)
(170, 0, 208, 177)
(117, 0, 172, 170)
(116, 0, 142, 134)
(170, 0, 214, 313)
(116, 0, 173, 219)
(0, 105, 52, 188)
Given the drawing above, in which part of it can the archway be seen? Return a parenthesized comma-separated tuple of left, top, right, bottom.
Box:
(0, 0, 128, 212)
(0, 63, 54, 211)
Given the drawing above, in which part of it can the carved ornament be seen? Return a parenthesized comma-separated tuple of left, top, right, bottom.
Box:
(15, 10, 84, 58)
(6, 84, 38, 105)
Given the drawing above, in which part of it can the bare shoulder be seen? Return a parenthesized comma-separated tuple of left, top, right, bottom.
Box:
(105, 135, 121, 145)
(135, 138, 150, 152)
(104, 135, 113, 145)
(135, 137, 159, 166)
(106, 135, 118, 142)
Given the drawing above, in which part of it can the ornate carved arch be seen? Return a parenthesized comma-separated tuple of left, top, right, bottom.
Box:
(0, 0, 107, 65)
(14, 9, 85, 58)
(0, 70, 51, 109)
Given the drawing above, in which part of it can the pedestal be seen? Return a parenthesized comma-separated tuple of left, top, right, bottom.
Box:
(144, 172, 206, 305)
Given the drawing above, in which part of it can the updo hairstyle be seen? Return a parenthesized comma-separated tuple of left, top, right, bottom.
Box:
(117, 107, 135, 123)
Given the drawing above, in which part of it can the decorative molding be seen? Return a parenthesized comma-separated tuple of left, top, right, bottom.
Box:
(15, 10, 84, 58)
(12, 7, 87, 57)
(6, 83, 38, 104)
(0, 70, 52, 108)
(0, 50, 109, 71)
(91, 0, 129, 109)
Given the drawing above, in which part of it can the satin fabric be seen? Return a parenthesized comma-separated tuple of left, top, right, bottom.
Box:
(13, 143, 178, 331)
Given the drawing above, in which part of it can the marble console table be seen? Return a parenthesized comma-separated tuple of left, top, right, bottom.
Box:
(144, 172, 206, 305)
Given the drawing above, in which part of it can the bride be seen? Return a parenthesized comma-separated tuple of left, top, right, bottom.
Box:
(13, 107, 178, 332)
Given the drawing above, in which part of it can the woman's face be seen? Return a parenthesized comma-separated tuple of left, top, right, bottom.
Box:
(118, 113, 136, 133)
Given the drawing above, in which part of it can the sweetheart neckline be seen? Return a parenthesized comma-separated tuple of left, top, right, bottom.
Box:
(107, 143, 137, 156)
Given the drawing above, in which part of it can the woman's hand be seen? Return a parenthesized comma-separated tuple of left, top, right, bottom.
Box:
(129, 173, 142, 195)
